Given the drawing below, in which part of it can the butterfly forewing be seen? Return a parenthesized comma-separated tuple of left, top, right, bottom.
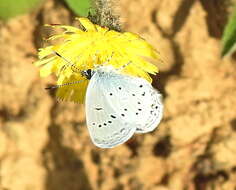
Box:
(85, 71, 137, 148)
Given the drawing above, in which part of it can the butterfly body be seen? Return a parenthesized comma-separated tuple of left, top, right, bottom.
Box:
(85, 65, 163, 148)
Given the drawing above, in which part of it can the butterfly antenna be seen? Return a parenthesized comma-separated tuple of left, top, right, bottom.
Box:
(45, 80, 86, 90)
(53, 51, 82, 73)
(46, 51, 90, 90)
(53, 51, 71, 64)
(117, 61, 131, 71)
(99, 52, 114, 67)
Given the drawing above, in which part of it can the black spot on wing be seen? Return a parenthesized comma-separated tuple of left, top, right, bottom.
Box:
(95, 107, 103, 110)
(110, 115, 116, 119)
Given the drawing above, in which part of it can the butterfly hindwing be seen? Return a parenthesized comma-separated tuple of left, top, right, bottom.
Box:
(134, 87, 163, 133)
(113, 75, 163, 133)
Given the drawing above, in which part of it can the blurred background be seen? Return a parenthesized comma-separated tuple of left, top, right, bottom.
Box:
(1, 0, 236, 190)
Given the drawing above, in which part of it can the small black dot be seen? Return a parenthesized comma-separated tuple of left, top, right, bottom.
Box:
(119, 87, 122, 90)
(110, 93, 113, 96)
(124, 108, 127, 111)
(142, 92, 145, 96)
(108, 121, 112, 123)
(155, 106, 158, 109)
(138, 108, 142, 111)
(138, 102, 141, 104)
(98, 124, 102, 127)
(92, 123, 95, 125)
(121, 114, 125, 117)
(139, 85, 143, 88)
(132, 94, 135, 96)
(136, 113, 139, 115)
(110, 115, 116, 119)
(104, 123, 107, 126)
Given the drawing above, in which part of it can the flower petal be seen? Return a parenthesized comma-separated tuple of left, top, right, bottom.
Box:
(34, 17, 161, 103)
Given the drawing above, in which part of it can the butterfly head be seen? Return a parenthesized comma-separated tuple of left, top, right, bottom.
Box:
(82, 65, 118, 80)
(81, 69, 94, 80)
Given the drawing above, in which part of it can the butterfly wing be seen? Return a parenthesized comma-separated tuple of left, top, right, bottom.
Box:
(85, 71, 137, 148)
(134, 86, 163, 133)
(85, 68, 163, 148)
(111, 75, 163, 133)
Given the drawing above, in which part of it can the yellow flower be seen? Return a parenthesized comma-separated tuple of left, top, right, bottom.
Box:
(34, 17, 160, 103)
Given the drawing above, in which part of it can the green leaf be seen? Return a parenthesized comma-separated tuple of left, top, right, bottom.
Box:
(64, 0, 92, 17)
(0, 0, 43, 20)
(221, 5, 236, 57)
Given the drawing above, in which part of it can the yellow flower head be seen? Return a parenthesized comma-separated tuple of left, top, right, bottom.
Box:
(34, 17, 160, 103)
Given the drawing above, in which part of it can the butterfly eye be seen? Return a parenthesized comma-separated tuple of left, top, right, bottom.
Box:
(81, 69, 93, 79)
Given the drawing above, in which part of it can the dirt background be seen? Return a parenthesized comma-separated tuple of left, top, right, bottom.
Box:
(1, 0, 236, 190)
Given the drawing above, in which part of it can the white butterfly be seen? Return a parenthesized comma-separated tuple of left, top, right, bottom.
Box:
(85, 65, 163, 148)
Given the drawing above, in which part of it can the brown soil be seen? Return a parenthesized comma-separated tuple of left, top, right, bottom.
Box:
(1, 0, 236, 190)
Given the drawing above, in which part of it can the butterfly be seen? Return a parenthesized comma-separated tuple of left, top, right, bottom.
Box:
(84, 65, 163, 148)
(47, 52, 163, 148)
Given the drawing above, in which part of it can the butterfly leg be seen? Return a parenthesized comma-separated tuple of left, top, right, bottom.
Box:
(96, 52, 115, 68)
(116, 61, 132, 72)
